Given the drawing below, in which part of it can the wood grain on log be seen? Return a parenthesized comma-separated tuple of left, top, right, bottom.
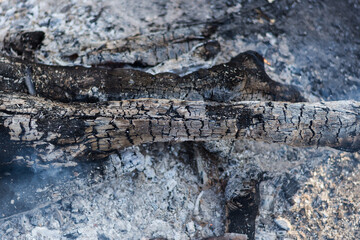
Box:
(1, 92, 359, 160)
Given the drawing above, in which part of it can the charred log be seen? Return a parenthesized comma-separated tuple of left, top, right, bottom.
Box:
(0, 51, 305, 103)
(0, 92, 359, 160)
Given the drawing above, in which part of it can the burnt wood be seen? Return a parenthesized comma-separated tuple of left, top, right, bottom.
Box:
(0, 51, 305, 103)
(1, 51, 357, 161)
(1, 92, 359, 160)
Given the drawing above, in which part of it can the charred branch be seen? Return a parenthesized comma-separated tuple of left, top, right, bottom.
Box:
(0, 51, 305, 103)
(1, 92, 359, 160)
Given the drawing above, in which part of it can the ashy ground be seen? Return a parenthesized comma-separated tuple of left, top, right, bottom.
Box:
(0, 0, 359, 239)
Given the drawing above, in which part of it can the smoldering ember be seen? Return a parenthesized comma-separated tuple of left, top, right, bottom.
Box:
(0, 1, 359, 240)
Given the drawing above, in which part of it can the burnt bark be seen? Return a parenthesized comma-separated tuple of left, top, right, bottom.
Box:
(1, 92, 359, 160)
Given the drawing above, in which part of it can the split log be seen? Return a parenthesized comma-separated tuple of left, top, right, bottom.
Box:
(1, 92, 359, 161)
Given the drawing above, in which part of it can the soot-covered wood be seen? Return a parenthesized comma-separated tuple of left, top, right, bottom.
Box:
(0, 51, 305, 103)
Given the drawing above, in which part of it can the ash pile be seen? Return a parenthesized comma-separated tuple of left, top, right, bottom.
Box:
(0, 0, 360, 239)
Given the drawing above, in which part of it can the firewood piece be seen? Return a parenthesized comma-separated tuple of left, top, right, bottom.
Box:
(0, 92, 359, 160)
(0, 51, 305, 103)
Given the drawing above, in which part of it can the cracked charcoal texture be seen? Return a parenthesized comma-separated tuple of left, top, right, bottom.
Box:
(1, 92, 359, 160)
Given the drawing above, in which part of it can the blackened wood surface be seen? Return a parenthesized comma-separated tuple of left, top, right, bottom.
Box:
(0, 51, 305, 103)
